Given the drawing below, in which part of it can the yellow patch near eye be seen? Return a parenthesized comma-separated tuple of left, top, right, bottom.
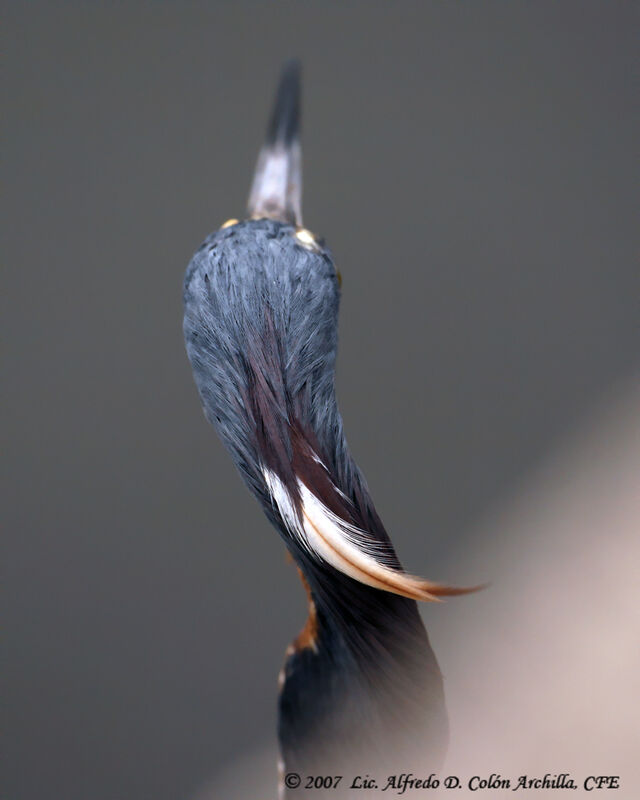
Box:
(294, 227, 319, 250)
(220, 218, 239, 229)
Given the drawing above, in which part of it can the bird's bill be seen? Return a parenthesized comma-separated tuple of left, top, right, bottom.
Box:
(247, 59, 303, 226)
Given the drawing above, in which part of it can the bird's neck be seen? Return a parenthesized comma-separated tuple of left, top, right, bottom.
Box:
(278, 562, 448, 780)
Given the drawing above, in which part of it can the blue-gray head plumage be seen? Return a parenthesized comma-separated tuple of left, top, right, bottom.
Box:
(183, 218, 342, 503)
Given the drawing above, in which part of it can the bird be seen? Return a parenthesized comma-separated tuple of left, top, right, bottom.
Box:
(183, 61, 476, 797)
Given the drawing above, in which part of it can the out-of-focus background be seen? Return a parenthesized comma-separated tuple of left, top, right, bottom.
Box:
(4, 3, 638, 799)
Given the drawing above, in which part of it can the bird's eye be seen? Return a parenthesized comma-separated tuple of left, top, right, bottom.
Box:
(220, 218, 239, 229)
(294, 227, 320, 251)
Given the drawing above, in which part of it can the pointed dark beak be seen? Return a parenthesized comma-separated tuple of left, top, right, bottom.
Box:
(247, 59, 302, 226)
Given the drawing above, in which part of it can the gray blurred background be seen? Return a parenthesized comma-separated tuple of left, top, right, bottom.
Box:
(4, 3, 638, 799)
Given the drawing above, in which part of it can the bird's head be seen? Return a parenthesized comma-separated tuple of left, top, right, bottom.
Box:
(183, 61, 479, 626)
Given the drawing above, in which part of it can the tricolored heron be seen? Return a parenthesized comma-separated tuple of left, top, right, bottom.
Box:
(183, 61, 475, 795)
